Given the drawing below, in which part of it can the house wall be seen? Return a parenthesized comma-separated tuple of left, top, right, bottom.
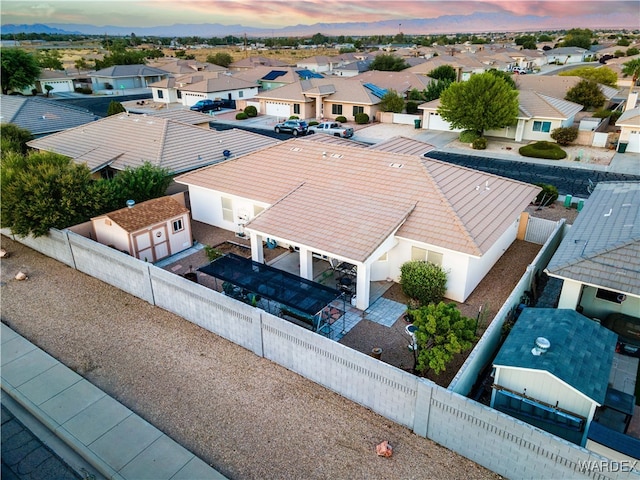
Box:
(520, 117, 565, 142)
(578, 285, 640, 321)
(93, 218, 131, 253)
(5, 227, 634, 480)
(494, 368, 595, 421)
(151, 87, 178, 104)
(322, 101, 378, 123)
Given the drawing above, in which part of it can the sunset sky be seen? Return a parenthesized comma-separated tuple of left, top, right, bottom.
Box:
(2, 0, 638, 29)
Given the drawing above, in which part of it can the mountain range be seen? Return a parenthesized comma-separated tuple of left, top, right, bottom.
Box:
(2, 11, 635, 38)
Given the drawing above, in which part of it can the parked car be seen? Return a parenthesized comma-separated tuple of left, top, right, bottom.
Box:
(274, 120, 308, 136)
(190, 99, 223, 112)
(307, 121, 354, 138)
(512, 67, 527, 75)
(603, 312, 640, 357)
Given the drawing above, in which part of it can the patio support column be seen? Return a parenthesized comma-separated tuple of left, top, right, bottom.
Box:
(298, 247, 313, 280)
(354, 262, 370, 310)
(250, 232, 264, 264)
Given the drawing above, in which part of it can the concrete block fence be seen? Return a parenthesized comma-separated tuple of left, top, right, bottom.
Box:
(2, 228, 634, 480)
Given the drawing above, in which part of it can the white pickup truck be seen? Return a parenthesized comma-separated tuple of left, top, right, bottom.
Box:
(307, 121, 354, 138)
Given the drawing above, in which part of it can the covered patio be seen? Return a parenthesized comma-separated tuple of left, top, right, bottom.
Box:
(198, 253, 348, 338)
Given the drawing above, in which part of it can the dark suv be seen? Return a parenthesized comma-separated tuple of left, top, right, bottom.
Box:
(190, 99, 223, 112)
(274, 120, 308, 136)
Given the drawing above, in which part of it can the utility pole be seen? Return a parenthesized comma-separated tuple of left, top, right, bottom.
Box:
(244, 33, 248, 58)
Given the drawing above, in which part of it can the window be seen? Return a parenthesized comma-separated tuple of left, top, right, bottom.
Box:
(533, 121, 551, 133)
(177, 90, 182, 99)
(411, 246, 443, 266)
(353, 106, 364, 116)
(157, 90, 164, 99)
(172, 219, 183, 232)
(293, 104, 300, 115)
(221, 197, 234, 222)
(239, 91, 244, 98)
(596, 288, 626, 304)
(332, 104, 343, 115)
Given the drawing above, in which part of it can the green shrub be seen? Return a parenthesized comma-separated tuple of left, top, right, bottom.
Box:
(204, 245, 224, 261)
(592, 109, 613, 118)
(459, 130, 480, 143)
(235, 112, 248, 120)
(354, 112, 369, 124)
(400, 260, 447, 307)
(550, 126, 579, 146)
(472, 137, 487, 150)
(288, 115, 299, 119)
(534, 183, 559, 205)
(406, 101, 419, 114)
(308, 120, 319, 126)
(519, 141, 567, 160)
(335, 116, 347, 123)
(244, 105, 257, 117)
(75, 87, 92, 94)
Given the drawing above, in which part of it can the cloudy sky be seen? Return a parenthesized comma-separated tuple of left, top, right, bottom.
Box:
(2, 0, 637, 28)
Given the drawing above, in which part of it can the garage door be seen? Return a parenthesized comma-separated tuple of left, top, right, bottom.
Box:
(265, 102, 290, 117)
(43, 81, 73, 93)
(427, 112, 455, 131)
(627, 131, 639, 153)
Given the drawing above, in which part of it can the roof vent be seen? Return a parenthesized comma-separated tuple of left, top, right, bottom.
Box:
(389, 163, 404, 168)
(531, 337, 550, 356)
(126, 199, 135, 209)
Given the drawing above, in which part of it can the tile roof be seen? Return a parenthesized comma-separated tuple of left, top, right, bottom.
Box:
(255, 78, 381, 105)
(350, 71, 432, 94)
(175, 138, 540, 262)
(517, 91, 584, 120)
(0, 95, 98, 136)
(93, 196, 189, 233)
(27, 114, 279, 174)
(515, 75, 619, 100)
(493, 308, 617, 404)
(180, 75, 258, 94)
(368, 136, 436, 156)
(546, 182, 640, 296)
(141, 109, 213, 125)
(89, 65, 169, 78)
(617, 107, 640, 127)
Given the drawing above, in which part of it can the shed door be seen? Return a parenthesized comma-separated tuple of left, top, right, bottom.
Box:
(628, 131, 640, 153)
(152, 226, 169, 261)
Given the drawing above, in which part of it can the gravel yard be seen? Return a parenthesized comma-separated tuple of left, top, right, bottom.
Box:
(0, 235, 501, 480)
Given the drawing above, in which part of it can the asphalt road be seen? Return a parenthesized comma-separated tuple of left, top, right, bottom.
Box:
(209, 121, 297, 141)
(425, 151, 640, 198)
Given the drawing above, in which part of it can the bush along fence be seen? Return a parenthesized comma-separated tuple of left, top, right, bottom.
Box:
(1, 227, 633, 480)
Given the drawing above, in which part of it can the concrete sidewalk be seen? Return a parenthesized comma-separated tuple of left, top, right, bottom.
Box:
(0, 323, 226, 480)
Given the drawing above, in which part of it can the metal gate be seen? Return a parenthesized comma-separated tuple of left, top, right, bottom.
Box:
(524, 216, 559, 245)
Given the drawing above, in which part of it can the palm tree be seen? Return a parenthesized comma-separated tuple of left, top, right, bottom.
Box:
(621, 58, 640, 86)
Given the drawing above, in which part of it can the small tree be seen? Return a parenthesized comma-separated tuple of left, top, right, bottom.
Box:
(438, 72, 519, 137)
(427, 65, 456, 82)
(565, 79, 606, 110)
(44, 85, 54, 97)
(107, 100, 126, 116)
(379, 89, 405, 113)
(1, 151, 103, 237)
(354, 112, 369, 124)
(369, 54, 409, 72)
(1, 48, 41, 95)
(550, 126, 579, 146)
(559, 66, 618, 87)
(400, 260, 447, 307)
(105, 161, 172, 211)
(206, 52, 233, 67)
(410, 302, 476, 375)
(1, 124, 33, 155)
(622, 58, 640, 86)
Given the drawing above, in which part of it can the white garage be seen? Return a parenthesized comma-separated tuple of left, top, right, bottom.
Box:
(39, 79, 74, 93)
(265, 102, 290, 118)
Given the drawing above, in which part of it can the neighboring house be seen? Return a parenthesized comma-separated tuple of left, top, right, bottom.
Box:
(89, 65, 169, 91)
(132, 109, 213, 128)
(514, 75, 619, 105)
(349, 70, 432, 99)
(228, 56, 290, 72)
(36, 69, 76, 94)
(418, 91, 583, 142)
(406, 54, 490, 81)
(251, 77, 384, 121)
(148, 58, 228, 76)
(0, 95, 98, 137)
(331, 60, 372, 77)
(27, 113, 280, 177)
(615, 91, 640, 154)
(174, 138, 539, 310)
(149, 72, 258, 107)
(492, 308, 617, 447)
(296, 55, 336, 73)
(546, 181, 640, 320)
(544, 47, 593, 65)
(91, 195, 192, 263)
